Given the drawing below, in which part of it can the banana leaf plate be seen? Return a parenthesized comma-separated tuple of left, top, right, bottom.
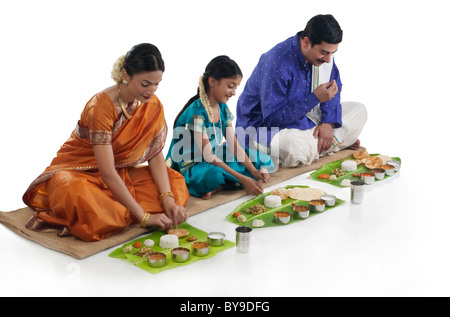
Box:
(310, 154, 401, 187)
(109, 222, 235, 274)
(226, 185, 344, 228)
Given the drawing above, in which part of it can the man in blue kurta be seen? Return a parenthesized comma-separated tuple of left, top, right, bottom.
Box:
(235, 14, 367, 168)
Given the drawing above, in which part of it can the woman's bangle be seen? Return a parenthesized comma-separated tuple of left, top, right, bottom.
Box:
(140, 212, 151, 228)
(160, 191, 175, 203)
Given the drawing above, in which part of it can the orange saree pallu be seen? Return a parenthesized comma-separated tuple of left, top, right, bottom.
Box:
(23, 93, 189, 242)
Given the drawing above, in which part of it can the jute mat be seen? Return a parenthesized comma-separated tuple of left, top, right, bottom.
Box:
(0, 149, 358, 259)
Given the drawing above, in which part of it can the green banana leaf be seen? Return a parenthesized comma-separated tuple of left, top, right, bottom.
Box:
(226, 185, 344, 228)
(109, 222, 235, 274)
(310, 154, 401, 187)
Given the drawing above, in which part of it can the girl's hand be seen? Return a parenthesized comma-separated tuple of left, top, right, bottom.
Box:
(241, 175, 264, 196)
(251, 168, 270, 184)
(162, 196, 189, 227)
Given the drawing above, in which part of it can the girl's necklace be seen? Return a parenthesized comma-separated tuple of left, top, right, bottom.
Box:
(211, 106, 224, 145)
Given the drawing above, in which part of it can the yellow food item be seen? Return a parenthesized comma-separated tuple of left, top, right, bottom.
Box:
(270, 187, 289, 200)
(287, 187, 325, 201)
(167, 228, 190, 238)
(376, 155, 392, 165)
(353, 149, 370, 160)
(364, 156, 383, 169)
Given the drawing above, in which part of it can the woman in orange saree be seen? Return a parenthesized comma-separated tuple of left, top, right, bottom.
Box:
(22, 44, 190, 242)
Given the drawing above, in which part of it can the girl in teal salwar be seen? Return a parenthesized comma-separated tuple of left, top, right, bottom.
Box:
(166, 56, 273, 199)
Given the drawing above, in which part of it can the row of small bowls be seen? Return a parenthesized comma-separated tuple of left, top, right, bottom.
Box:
(359, 160, 401, 185)
(273, 194, 336, 224)
(148, 232, 226, 268)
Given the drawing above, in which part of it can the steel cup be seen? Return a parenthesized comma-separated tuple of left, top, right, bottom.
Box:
(387, 160, 401, 172)
(148, 252, 166, 268)
(320, 194, 336, 207)
(309, 199, 326, 212)
(171, 247, 190, 263)
(292, 203, 310, 219)
(381, 164, 395, 176)
(192, 242, 210, 257)
(370, 168, 385, 180)
(360, 172, 375, 185)
(273, 211, 291, 224)
(351, 181, 365, 204)
(235, 226, 252, 253)
(207, 232, 225, 246)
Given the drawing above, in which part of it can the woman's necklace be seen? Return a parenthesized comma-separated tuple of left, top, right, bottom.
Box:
(118, 85, 140, 120)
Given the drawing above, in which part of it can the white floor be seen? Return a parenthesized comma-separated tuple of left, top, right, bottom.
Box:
(2, 157, 449, 297)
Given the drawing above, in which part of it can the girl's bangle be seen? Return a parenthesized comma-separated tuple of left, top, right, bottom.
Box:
(160, 191, 175, 203)
(140, 212, 151, 228)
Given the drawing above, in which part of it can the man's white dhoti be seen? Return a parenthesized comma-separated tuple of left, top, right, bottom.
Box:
(270, 101, 367, 168)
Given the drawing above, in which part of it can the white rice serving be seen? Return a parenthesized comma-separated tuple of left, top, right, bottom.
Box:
(264, 195, 282, 208)
(341, 160, 357, 172)
(159, 234, 179, 248)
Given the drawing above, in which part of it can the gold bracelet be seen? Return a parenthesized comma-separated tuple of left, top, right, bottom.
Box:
(140, 212, 151, 228)
(160, 191, 175, 203)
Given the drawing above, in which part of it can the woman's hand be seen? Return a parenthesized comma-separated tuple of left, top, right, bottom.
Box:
(147, 152, 188, 228)
(162, 196, 189, 227)
(144, 213, 173, 231)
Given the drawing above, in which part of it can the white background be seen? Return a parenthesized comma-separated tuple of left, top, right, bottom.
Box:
(1, 0, 449, 297)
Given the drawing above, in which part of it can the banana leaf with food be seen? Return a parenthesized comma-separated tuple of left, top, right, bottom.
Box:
(109, 222, 235, 274)
(226, 185, 344, 228)
(310, 154, 401, 187)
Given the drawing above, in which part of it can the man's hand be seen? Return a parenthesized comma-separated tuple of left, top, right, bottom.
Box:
(313, 80, 338, 103)
(313, 123, 334, 154)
